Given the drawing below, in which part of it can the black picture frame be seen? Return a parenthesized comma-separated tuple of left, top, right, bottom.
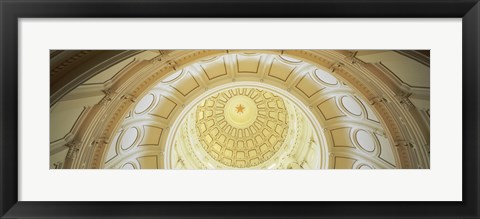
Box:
(1, 0, 479, 218)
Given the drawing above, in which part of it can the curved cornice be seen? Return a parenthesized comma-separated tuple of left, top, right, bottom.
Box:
(50, 50, 142, 106)
(55, 50, 429, 169)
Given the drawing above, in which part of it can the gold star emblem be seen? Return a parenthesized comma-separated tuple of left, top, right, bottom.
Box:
(235, 104, 245, 114)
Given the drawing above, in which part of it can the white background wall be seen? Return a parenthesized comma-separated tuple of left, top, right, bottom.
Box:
(19, 19, 461, 201)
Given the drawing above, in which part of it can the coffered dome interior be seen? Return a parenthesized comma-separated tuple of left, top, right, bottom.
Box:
(49, 50, 430, 169)
(170, 86, 323, 169)
(195, 88, 289, 168)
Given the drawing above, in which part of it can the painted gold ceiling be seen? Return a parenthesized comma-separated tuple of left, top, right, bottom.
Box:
(195, 88, 289, 168)
(49, 50, 430, 169)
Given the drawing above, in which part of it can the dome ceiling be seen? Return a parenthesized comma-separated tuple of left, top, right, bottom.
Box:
(50, 50, 431, 169)
(172, 84, 322, 169)
(49, 50, 430, 169)
(195, 88, 289, 168)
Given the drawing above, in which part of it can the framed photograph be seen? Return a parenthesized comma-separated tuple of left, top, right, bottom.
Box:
(1, 0, 479, 218)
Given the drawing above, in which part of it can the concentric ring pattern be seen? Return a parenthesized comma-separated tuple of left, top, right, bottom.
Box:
(195, 88, 289, 167)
